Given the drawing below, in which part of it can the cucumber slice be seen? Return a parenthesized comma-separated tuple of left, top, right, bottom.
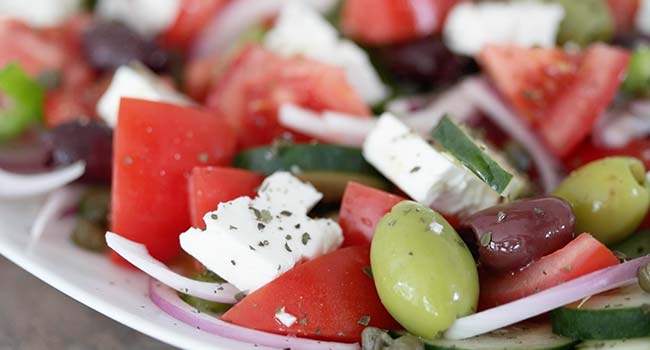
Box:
(611, 230, 650, 260)
(297, 171, 388, 203)
(234, 143, 388, 202)
(551, 283, 650, 340)
(577, 338, 650, 350)
(422, 323, 576, 350)
(430, 115, 528, 198)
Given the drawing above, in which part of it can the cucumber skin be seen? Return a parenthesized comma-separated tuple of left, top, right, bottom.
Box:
(611, 230, 650, 259)
(233, 144, 379, 176)
(423, 342, 577, 350)
(551, 307, 650, 340)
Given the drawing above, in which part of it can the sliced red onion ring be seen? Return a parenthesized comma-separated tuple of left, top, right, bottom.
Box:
(594, 101, 650, 148)
(106, 232, 239, 303)
(29, 186, 84, 243)
(192, 0, 338, 59)
(149, 279, 361, 350)
(445, 255, 650, 340)
(279, 104, 375, 146)
(0, 161, 85, 198)
(407, 0, 438, 36)
(463, 77, 562, 192)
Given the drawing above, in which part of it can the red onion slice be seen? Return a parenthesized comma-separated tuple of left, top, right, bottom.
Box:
(279, 104, 375, 146)
(407, 0, 438, 36)
(0, 161, 85, 198)
(106, 232, 239, 303)
(192, 0, 338, 59)
(462, 77, 562, 192)
(29, 186, 84, 244)
(149, 279, 361, 350)
(444, 255, 650, 340)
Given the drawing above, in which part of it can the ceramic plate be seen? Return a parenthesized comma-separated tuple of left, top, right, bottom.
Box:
(0, 196, 270, 350)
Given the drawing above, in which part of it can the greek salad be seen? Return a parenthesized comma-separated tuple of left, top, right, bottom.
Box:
(1, 0, 650, 349)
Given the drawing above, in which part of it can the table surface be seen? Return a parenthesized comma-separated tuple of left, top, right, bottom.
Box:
(0, 256, 176, 350)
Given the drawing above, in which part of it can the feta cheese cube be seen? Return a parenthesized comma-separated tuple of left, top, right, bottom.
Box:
(97, 64, 191, 127)
(96, 0, 181, 39)
(264, 1, 388, 105)
(443, 1, 564, 56)
(180, 172, 342, 293)
(638, 0, 650, 35)
(0, 0, 81, 28)
(363, 114, 500, 215)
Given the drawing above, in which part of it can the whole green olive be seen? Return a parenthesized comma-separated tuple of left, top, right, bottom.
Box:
(370, 201, 479, 339)
(553, 157, 650, 245)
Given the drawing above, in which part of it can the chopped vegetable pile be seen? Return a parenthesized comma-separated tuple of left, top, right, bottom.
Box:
(1, 0, 650, 349)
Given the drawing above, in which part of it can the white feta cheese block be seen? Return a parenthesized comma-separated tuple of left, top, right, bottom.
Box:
(264, 1, 387, 105)
(97, 64, 192, 128)
(180, 172, 342, 293)
(638, 0, 650, 35)
(443, 1, 564, 56)
(0, 0, 81, 28)
(96, 0, 181, 39)
(363, 114, 500, 216)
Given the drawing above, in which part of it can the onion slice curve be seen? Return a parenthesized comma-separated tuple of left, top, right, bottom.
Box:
(149, 279, 361, 350)
(0, 161, 85, 198)
(444, 255, 650, 340)
(106, 232, 239, 304)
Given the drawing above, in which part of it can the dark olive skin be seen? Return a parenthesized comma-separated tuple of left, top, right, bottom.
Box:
(459, 196, 575, 272)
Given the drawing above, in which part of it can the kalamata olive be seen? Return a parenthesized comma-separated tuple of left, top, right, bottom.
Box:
(43, 119, 113, 184)
(377, 35, 476, 89)
(459, 196, 575, 272)
(82, 21, 171, 72)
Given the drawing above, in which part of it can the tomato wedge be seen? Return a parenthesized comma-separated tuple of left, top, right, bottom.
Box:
(221, 245, 400, 343)
(188, 166, 263, 229)
(205, 44, 370, 150)
(480, 44, 630, 158)
(339, 182, 405, 247)
(607, 0, 640, 33)
(478, 233, 619, 309)
(159, 0, 228, 49)
(341, 0, 463, 45)
(111, 98, 236, 262)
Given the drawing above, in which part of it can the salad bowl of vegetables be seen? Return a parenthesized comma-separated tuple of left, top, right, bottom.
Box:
(1, 0, 650, 349)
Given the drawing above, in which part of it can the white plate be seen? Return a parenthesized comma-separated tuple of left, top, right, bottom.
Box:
(0, 197, 268, 350)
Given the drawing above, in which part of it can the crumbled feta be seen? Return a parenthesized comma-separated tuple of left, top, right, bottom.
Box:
(97, 64, 191, 127)
(363, 114, 500, 216)
(0, 0, 81, 28)
(96, 0, 181, 39)
(264, 2, 388, 105)
(443, 1, 564, 56)
(180, 172, 343, 293)
(638, 0, 650, 35)
(274, 306, 297, 327)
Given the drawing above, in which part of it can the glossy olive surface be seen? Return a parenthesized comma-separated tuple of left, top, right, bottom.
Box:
(459, 196, 575, 272)
(553, 157, 650, 245)
(371, 201, 478, 339)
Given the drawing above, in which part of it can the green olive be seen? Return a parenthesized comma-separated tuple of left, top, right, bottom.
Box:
(545, 0, 614, 47)
(553, 157, 650, 245)
(370, 201, 479, 339)
(622, 47, 650, 97)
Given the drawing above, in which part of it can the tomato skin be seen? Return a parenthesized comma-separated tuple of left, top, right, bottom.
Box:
(607, 0, 640, 33)
(111, 98, 236, 262)
(539, 45, 630, 158)
(221, 245, 401, 343)
(478, 233, 619, 309)
(160, 0, 228, 49)
(339, 182, 405, 247)
(188, 166, 263, 229)
(205, 45, 370, 149)
(341, 0, 464, 45)
(481, 44, 630, 158)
